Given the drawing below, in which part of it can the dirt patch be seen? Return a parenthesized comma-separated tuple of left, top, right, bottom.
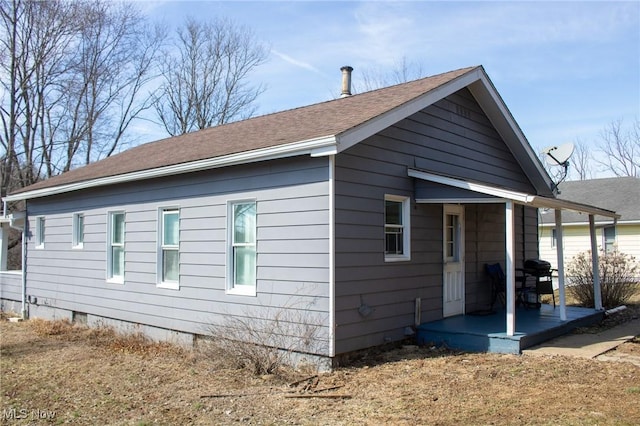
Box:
(2, 315, 639, 425)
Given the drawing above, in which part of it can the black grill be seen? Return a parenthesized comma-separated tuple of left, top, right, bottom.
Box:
(524, 259, 552, 277)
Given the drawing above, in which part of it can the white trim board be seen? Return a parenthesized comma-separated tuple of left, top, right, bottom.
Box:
(408, 169, 619, 219)
(4, 136, 338, 202)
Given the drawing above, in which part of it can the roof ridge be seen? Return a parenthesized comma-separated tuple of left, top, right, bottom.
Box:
(7, 65, 482, 199)
(213, 65, 481, 124)
(138, 66, 479, 147)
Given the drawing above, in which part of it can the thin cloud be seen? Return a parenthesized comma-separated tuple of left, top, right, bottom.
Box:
(271, 50, 322, 74)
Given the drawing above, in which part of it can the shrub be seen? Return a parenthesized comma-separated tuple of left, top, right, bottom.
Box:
(566, 248, 639, 308)
(206, 299, 325, 377)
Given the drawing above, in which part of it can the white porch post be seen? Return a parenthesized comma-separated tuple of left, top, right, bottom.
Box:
(0, 223, 7, 271)
(589, 215, 603, 310)
(505, 200, 516, 336)
(554, 209, 567, 321)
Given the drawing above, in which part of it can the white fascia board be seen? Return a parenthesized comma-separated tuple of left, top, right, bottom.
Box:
(4, 135, 338, 202)
(528, 196, 619, 218)
(408, 168, 619, 218)
(336, 68, 484, 151)
(408, 169, 534, 203)
(539, 221, 617, 228)
(539, 219, 636, 228)
(416, 198, 509, 204)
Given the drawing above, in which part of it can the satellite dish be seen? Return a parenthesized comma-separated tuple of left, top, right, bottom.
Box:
(542, 142, 574, 166)
(541, 142, 574, 191)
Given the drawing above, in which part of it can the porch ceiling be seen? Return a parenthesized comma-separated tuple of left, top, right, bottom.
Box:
(408, 169, 620, 219)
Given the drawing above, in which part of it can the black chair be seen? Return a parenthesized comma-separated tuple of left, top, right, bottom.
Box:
(485, 263, 506, 310)
(485, 263, 533, 309)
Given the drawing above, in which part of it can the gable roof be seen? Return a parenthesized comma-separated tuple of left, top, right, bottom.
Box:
(540, 177, 640, 224)
(4, 65, 554, 202)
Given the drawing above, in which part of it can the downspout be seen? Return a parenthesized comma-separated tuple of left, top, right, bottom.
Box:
(328, 155, 336, 358)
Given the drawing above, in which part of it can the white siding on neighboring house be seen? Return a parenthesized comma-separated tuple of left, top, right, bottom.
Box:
(617, 225, 640, 258)
(539, 222, 640, 274)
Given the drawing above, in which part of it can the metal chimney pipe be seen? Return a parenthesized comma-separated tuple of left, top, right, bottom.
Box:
(340, 66, 353, 97)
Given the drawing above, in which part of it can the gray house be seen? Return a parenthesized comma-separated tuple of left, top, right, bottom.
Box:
(0, 66, 617, 366)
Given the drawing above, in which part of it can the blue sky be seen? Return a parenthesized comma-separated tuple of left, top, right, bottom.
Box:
(140, 1, 639, 161)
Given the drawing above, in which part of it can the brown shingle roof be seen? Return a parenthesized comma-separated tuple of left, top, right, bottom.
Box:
(11, 66, 478, 195)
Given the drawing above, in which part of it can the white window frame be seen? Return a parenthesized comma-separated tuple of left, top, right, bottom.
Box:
(35, 216, 45, 249)
(72, 213, 84, 249)
(384, 195, 411, 262)
(227, 200, 257, 296)
(157, 207, 180, 290)
(107, 211, 125, 284)
(603, 225, 616, 253)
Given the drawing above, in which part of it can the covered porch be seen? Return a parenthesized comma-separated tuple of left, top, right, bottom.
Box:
(409, 169, 619, 352)
(416, 303, 604, 354)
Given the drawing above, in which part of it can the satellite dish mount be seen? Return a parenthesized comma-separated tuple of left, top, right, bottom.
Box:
(542, 142, 574, 191)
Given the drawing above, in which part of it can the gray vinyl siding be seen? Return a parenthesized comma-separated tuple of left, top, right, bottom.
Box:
(333, 89, 539, 354)
(24, 156, 332, 356)
(0, 272, 22, 302)
(464, 203, 539, 312)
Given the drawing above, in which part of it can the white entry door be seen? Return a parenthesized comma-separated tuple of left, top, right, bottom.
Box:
(443, 204, 465, 317)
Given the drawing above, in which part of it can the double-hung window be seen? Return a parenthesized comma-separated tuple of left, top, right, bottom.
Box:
(35, 216, 45, 249)
(73, 213, 84, 248)
(603, 226, 616, 253)
(384, 195, 410, 261)
(158, 208, 180, 289)
(228, 201, 256, 295)
(107, 211, 125, 283)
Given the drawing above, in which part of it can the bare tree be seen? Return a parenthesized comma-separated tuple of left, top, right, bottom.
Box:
(595, 118, 640, 178)
(0, 0, 164, 197)
(353, 57, 425, 93)
(53, 1, 165, 172)
(153, 17, 268, 136)
(0, 0, 75, 193)
(570, 139, 595, 180)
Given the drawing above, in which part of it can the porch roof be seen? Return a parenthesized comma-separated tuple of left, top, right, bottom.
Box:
(408, 169, 620, 219)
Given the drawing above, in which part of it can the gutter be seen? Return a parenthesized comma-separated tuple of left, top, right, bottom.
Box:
(4, 135, 338, 203)
(539, 219, 640, 228)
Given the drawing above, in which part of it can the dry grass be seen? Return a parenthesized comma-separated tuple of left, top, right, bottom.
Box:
(1, 295, 639, 425)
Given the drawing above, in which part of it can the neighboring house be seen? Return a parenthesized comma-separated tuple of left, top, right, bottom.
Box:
(0, 66, 617, 367)
(539, 177, 640, 271)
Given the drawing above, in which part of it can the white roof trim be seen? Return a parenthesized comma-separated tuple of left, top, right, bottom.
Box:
(467, 74, 554, 193)
(416, 198, 510, 204)
(0, 211, 25, 228)
(539, 219, 639, 227)
(334, 67, 555, 196)
(409, 169, 534, 203)
(336, 68, 484, 152)
(4, 135, 338, 202)
(408, 169, 619, 218)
